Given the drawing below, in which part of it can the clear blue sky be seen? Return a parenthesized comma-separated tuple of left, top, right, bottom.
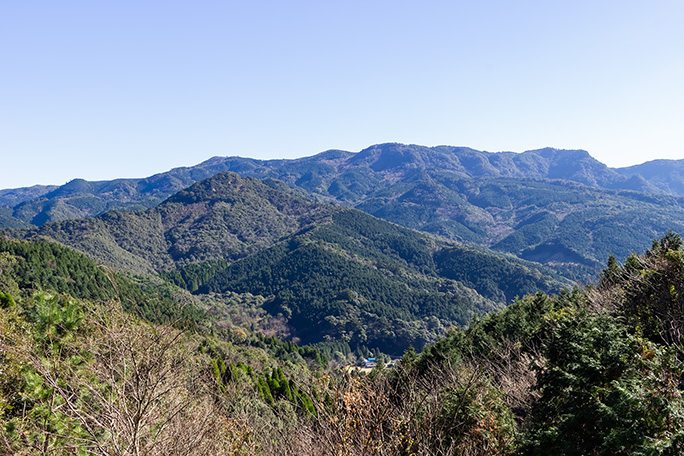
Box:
(2, 1, 683, 188)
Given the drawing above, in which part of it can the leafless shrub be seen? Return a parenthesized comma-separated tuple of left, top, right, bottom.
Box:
(31, 300, 231, 456)
(278, 360, 516, 456)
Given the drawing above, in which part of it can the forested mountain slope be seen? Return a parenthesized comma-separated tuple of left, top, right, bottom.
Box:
(166, 208, 566, 352)
(0, 237, 333, 454)
(7, 172, 567, 352)
(17, 173, 334, 275)
(391, 232, 684, 455)
(616, 158, 684, 196)
(0, 184, 58, 208)
(361, 175, 684, 277)
(0, 206, 29, 229)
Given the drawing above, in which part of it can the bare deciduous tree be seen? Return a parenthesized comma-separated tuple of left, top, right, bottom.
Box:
(33, 300, 229, 456)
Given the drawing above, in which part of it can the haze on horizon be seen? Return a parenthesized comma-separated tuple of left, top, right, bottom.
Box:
(2, 1, 683, 189)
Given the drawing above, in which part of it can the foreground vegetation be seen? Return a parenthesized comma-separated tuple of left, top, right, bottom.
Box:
(4, 232, 684, 454)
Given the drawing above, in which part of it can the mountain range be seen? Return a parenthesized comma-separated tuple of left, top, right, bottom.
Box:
(4, 143, 684, 279)
(2, 144, 681, 226)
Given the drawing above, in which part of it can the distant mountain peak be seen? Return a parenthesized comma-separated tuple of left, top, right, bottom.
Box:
(311, 149, 355, 161)
(164, 172, 299, 205)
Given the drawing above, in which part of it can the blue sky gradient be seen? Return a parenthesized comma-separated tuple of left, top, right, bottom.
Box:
(2, 1, 683, 188)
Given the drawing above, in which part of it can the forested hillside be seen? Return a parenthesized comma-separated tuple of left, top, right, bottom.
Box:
(14, 173, 335, 275)
(0, 207, 29, 230)
(6, 172, 566, 353)
(385, 232, 684, 455)
(167, 209, 565, 352)
(0, 237, 333, 454)
(0, 236, 205, 326)
(0, 184, 58, 208)
(617, 159, 684, 196)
